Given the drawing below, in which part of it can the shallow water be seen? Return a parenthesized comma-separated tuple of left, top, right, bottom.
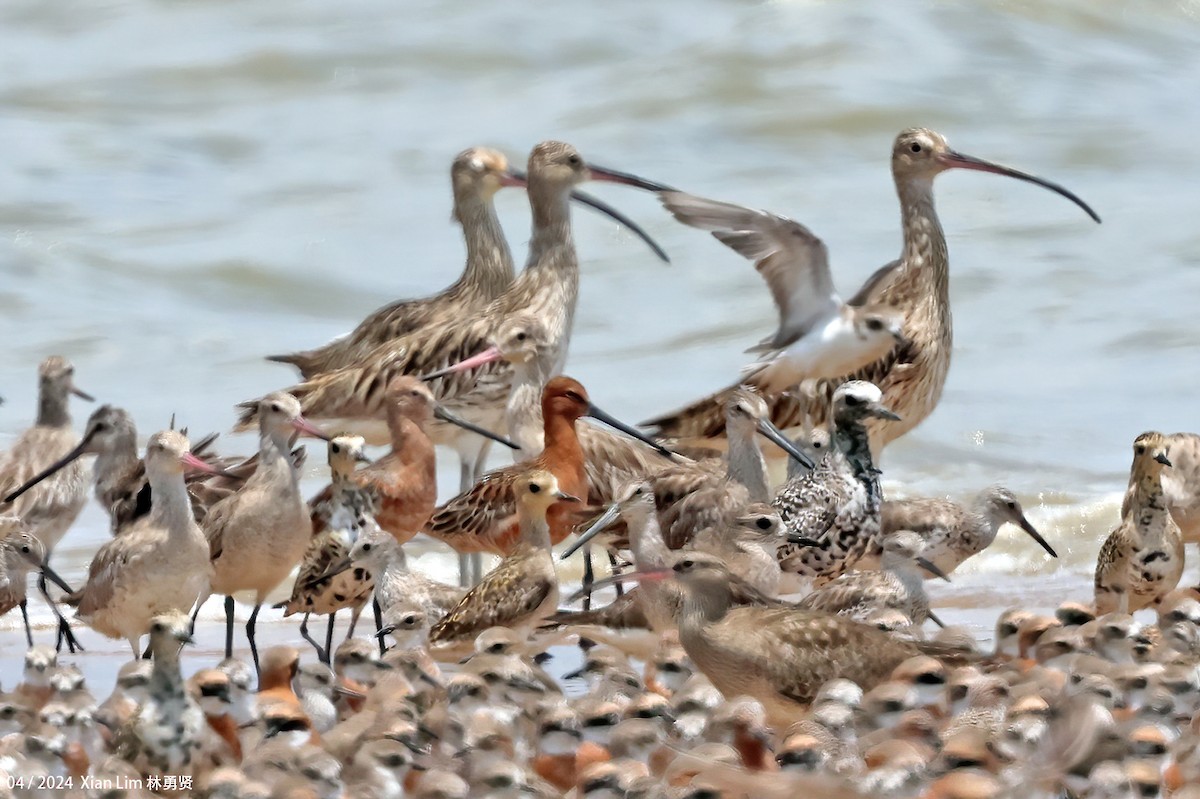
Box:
(3, 0, 1200, 672)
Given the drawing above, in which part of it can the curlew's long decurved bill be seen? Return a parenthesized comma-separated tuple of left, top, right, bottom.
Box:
(1018, 515, 1058, 559)
(506, 168, 671, 263)
(755, 417, 815, 471)
(936, 150, 1101, 223)
(2, 427, 100, 505)
(432, 404, 520, 451)
(586, 402, 675, 461)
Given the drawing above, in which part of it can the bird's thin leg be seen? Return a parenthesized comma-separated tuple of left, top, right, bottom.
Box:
(223, 595, 236, 660)
(372, 598, 385, 656)
(607, 551, 625, 597)
(582, 548, 595, 611)
(36, 576, 82, 654)
(246, 603, 262, 680)
(323, 612, 336, 665)
(299, 613, 327, 664)
(19, 599, 32, 648)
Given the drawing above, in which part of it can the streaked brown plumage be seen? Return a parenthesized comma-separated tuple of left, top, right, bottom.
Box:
(267, 147, 520, 378)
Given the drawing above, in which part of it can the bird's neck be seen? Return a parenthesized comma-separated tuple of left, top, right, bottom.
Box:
(150, 650, 184, 691)
(519, 511, 554, 552)
(834, 421, 881, 500)
(680, 580, 732, 626)
(36, 391, 70, 428)
(895, 175, 951, 309)
(456, 192, 516, 295)
(528, 189, 574, 267)
(506, 362, 554, 457)
(629, 510, 670, 571)
(94, 434, 140, 487)
(542, 411, 584, 473)
(148, 467, 195, 534)
(1128, 465, 1170, 538)
(725, 427, 770, 503)
(386, 414, 429, 467)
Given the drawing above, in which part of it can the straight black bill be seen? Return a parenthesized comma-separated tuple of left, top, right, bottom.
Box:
(3, 430, 97, 504)
(586, 403, 675, 461)
(756, 418, 815, 471)
(433, 405, 520, 451)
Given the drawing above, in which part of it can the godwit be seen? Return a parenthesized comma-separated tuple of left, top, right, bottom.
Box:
(856, 486, 1057, 576)
(195, 392, 330, 676)
(658, 190, 905, 396)
(643, 128, 1099, 458)
(67, 430, 222, 658)
(0, 518, 79, 649)
(237, 141, 669, 494)
(113, 611, 205, 777)
(3, 404, 233, 535)
(772, 381, 898, 591)
(280, 435, 377, 663)
(1095, 432, 1184, 615)
(0, 357, 92, 599)
(424, 376, 667, 562)
(797, 530, 949, 626)
(427, 470, 576, 660)
(667, 551, 941, 728)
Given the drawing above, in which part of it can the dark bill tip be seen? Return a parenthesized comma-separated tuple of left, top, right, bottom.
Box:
(569, 190, 670, 264)
(939, 149, 1101, 224)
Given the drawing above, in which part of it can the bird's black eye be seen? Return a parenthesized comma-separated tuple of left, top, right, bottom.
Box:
(910, 142, 922, 153)
(331, 444, 341, 453)
(567, 153, 582, 166)
(866, 319, 883, 331)
(1006, 500, 1017, 509)
(20, 546, 30, 553)
(516, 332, 527, 341)
(756, 517, 771, 530)
(530, 482, 542, 494)
(1135, 445, 1146, 455)
(844, 395, 862, 407)
(270, 403, 281, 413)
(404, 616, 418, 626)
(362, 543, 373, 552)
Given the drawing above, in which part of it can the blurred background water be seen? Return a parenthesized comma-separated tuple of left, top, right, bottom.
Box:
(2, 0, 1200, 676)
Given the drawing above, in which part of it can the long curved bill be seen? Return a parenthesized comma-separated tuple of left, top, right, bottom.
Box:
(38, 561, 76, 595)
(586, 402, 675, 461)
(587, 164, 677, 193)
(3, 428, 98, 504)
(937, 150, 1101, 223)
(421, 346, 504, 382)
(507, 167, 671, 264)
(570, 191, 670, 264)
(433, 405, 520, 451)
(917, 557, 952, 583)
(755, 418, 814, 471)
(1018, 516, 1058, 558)
(560, 502, 621, 560)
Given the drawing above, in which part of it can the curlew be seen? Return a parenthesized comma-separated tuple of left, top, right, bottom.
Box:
(643, 128, 1099, 459)
(236, 142, 669, 499)
(1095, 432, 1184, 615)
(194, 393, 330, 677)
(427, 470, 576, 660)
(68, 431, 222, 658)
(856, 485, 1057, 576)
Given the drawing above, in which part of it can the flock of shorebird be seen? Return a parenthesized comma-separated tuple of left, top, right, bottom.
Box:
(1, 130, 1199, 797)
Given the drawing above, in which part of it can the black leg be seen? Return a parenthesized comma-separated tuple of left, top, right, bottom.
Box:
(324, 612, 336, 665)
(246, 603, 262, 681)
(189, 596, 207, 637)
(19, 600, 32, 648)
(299, 613, 327, 664)
(607, 551, 625, 598)
(346, 607, 360, 639)
(372, 598, 385, 656)
(582, 548, 595, 612)
(223, 596, 236, 660)
(141, 641, 152, 660)
(36, 576, 82, 654)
